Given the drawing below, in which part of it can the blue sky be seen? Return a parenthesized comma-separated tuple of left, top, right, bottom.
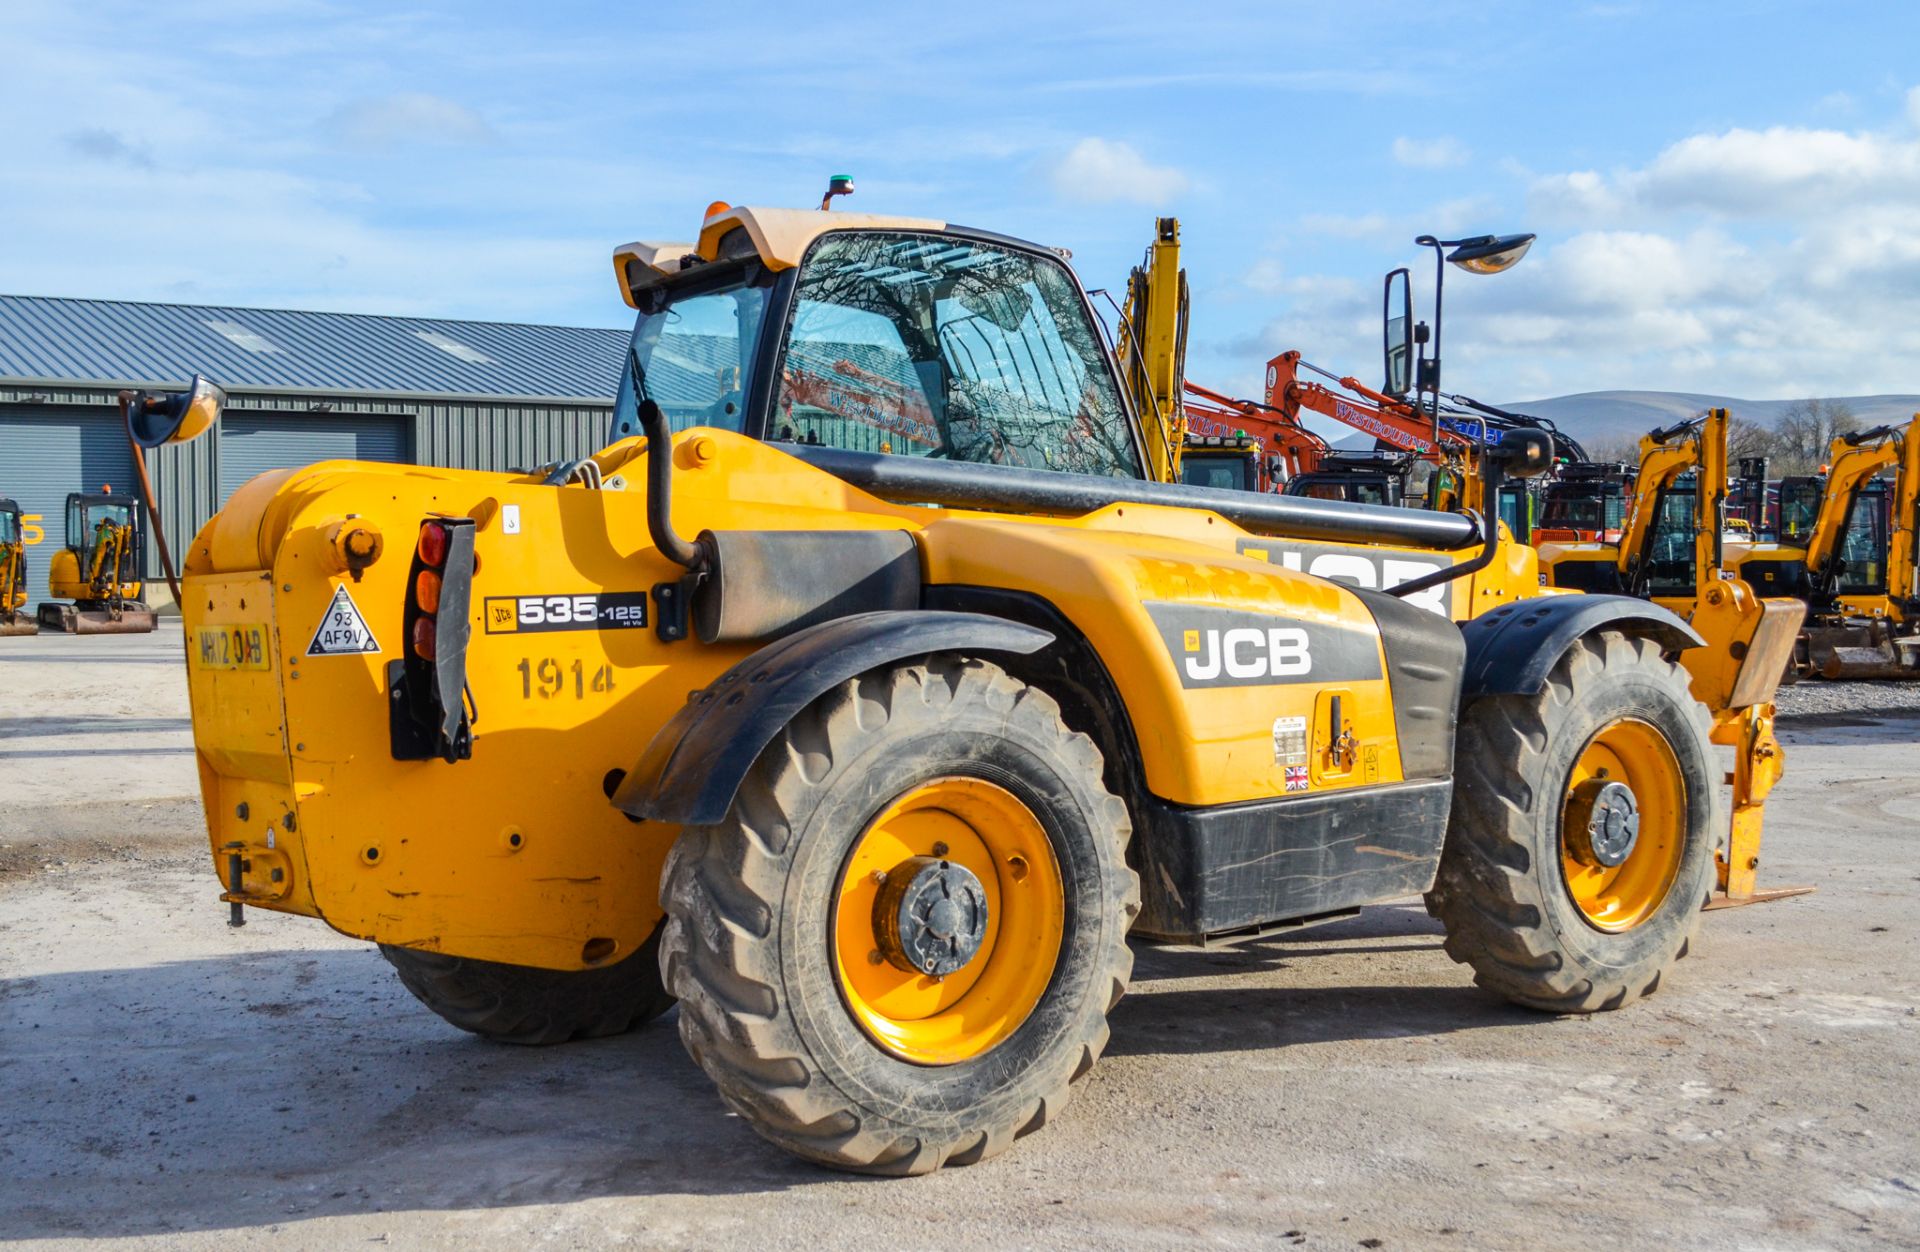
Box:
(5, 0, 1919, 403)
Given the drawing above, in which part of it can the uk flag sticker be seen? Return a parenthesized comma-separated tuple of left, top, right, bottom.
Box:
(1285, 764, 1311, 793)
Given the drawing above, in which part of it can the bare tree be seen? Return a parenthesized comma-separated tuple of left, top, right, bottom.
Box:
(1583, 434, 1642, 466)
(1771, 399, 1859, 475)
(1726, 416, 1778, 465)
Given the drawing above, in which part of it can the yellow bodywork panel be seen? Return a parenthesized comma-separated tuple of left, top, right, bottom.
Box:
(47, 546, 141, 603)
(180, 429, 1465, 969)
(182, 441, 928, 969)
(920, 515, 1409, 805)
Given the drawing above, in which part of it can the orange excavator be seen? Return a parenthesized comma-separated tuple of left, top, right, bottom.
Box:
(1178, 379, 1328, 492)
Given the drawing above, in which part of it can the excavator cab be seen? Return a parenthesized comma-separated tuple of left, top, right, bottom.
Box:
(1283, 451, 1410, 506)
(1775, 476, 1823, 542)
(39, 491, 156, 634)
(1537, 462, 1632, 543)
(1178, 432, 1270, 492)
(0, 497, 34, 636)
(1829, 480, 1891, 598)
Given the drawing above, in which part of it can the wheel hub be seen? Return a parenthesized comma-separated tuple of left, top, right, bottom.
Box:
(1567, 778, 1640, 867)
(874, 856, 989, 976)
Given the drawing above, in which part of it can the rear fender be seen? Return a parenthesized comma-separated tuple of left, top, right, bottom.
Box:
(612, 611, 1052, 826)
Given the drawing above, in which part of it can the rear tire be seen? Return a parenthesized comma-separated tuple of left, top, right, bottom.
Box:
(381, 924, 673, 1045)
(1426, 630, 1720, 1013)
(660, 657, 1138, 1175)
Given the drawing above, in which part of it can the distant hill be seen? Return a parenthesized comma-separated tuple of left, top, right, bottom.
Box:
(1322, 390, 1920, 454)
(1496, 391, 1920, 447)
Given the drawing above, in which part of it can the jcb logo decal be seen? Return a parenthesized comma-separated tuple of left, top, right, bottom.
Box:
(1235, 539, 1454, 618)
(1147, 603, 1381, 690)
(1181, 625, 1312, 682)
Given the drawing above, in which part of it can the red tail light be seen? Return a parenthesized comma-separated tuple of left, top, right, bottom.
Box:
(394, 514, 475, 764)
(416, 522, 449, 567)
(411, 616, 437, 661)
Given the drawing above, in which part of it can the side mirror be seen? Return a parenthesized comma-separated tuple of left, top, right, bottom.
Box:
(1382, 268, 1413, 398)
(126, 374, 225, 448)
(1492, 428, 1553, 480)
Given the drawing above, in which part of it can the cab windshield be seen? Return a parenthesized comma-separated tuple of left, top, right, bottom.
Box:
(616, 231, 1140, 479)
(0, 510, 17, 545)
(69, 499, 133, 553)
(614, 268, 773, 436)
(773, 232, 1137, 477)
(1181, 453, 1253, 492)
(1542, 489, 1625, 532)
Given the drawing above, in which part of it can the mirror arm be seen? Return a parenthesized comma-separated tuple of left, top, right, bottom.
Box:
(119, 391, 183, 607)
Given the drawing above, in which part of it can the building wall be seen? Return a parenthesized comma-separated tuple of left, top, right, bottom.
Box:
(0, 382, 612, 604)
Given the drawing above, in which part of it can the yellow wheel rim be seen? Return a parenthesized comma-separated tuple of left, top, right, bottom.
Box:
(1560, 718, 1685, 932)
(833, 777, 1064, 1065)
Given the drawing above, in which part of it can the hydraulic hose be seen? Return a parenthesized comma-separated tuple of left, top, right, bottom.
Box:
(637, 398, 704, 571)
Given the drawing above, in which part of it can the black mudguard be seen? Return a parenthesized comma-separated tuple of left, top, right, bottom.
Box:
(1460, 594, 1704, 699)
(612, 610, 1052, 826)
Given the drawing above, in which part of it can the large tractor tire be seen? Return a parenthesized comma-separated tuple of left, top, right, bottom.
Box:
(659, 657, 1138, 1175)
(381, 924, 673, 1045)
(1426, 630, 1720, 1013)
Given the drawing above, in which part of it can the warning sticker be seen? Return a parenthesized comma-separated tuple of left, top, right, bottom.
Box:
(1271, 715, 1308, 767)
(306, 585, 381, 656)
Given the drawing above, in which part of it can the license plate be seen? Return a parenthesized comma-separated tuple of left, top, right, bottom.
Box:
(196, 624, 270, 671)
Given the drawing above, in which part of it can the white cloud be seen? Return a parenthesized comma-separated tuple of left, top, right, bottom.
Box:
(1391, 136, 1469, 169)
(1531, 115, 1920, 224)
(326, 92, 498, 150)
(1046, 138, 1188, 205)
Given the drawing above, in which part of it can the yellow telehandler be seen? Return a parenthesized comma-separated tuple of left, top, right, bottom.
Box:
(0, 497, 36, 636)
(138, 197, 1801, 1176)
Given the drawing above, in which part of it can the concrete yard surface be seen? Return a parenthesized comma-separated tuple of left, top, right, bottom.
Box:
(2, 630, 1918, 1250)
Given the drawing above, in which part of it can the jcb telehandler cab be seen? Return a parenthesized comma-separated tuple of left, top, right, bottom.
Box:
(143, 200, 1800, 1177)
(38, 490, 156, 634)
(0, 498, 35, 636)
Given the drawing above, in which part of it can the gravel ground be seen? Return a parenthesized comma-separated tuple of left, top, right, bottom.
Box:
(2, 630, 1917, 1250)
(1773, 677, 1920, 721)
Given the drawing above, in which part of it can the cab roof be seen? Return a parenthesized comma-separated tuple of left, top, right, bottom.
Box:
(612, 205, 947, 309)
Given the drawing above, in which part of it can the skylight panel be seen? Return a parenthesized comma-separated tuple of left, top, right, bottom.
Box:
(414, 329, 494, 365)
(204, 320, 282, 354)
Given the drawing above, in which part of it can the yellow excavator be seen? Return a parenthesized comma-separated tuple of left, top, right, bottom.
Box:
(0, 497, 36, 636)
(134, 193, 1804, 1177)
(38, 489, 157, 633)
(1729, 416, 1920, 678)
(1538, 409, 1807, 901)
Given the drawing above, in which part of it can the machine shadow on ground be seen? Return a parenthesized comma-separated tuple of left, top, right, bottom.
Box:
(1774, 708, 1920, 747)
(0, 900, 1527, 1239)
(1110, 902, 1537, 1055)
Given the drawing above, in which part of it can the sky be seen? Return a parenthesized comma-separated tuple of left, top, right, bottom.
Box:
(5, 0, 1920, 405)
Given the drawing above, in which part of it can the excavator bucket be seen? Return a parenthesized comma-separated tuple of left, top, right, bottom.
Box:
(0, 615, 37, 636)
(37, 602, 158, 634)
(1805, 621, 1920, 680)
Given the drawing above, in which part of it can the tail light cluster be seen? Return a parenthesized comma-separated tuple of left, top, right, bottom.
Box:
(391, 517, 476, 763)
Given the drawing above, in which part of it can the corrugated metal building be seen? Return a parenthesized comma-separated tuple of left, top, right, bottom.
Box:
(0, 294, 627, 605)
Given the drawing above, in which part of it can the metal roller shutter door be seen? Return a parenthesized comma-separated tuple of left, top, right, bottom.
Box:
(219, 414, 408, 501)
(0, 406, 135, 602)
